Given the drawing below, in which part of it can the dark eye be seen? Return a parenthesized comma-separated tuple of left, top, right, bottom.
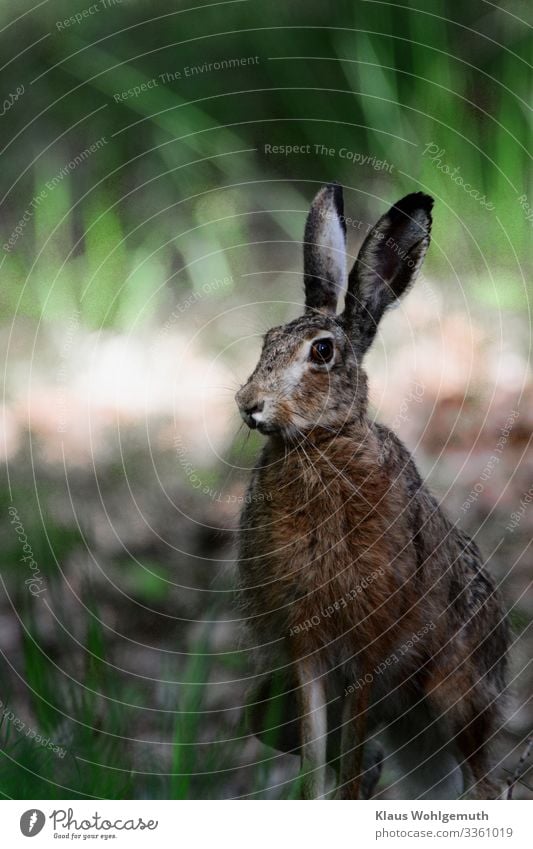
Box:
(310, 338, 334, 364)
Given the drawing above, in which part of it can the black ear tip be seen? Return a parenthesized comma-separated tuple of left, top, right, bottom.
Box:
(394, 192, 434, 217)
(416, 192, 434, 213)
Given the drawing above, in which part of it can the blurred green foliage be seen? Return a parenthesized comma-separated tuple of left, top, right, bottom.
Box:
(0, 0, 530, 334)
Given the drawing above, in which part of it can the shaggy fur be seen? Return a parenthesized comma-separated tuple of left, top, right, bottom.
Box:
(235, 184, 509, 799)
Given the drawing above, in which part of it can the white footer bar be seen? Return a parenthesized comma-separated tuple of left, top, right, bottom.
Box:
(3, 799, 531, 848)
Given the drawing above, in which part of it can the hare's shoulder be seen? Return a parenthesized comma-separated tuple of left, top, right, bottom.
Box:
(371, 421, 505, 610)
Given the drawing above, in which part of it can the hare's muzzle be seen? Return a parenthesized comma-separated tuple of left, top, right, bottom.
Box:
(239, 401, 265, 430)
(235, 387, 266, 430)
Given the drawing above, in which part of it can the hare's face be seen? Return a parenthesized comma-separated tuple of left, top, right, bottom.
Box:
(236, 315, 364, 438)
(235, 184, 433, 440)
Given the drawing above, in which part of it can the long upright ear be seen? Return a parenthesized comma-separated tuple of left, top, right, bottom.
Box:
(303, 183, 347, 315)
(343, 192, 433, 353)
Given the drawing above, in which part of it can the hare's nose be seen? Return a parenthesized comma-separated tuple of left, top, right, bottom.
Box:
(243, 400, 264, 417)
(241, 400, 264, 428)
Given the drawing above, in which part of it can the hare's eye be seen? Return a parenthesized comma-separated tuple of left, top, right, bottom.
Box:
(310, 338, 334, 364)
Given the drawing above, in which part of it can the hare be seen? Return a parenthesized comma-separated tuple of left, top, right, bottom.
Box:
(235, 185, 509, 800)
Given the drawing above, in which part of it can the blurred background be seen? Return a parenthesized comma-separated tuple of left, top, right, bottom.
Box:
(0, 0, 531, 799)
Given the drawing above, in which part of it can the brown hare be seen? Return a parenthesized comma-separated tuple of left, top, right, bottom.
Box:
(235, 185, 508, 800)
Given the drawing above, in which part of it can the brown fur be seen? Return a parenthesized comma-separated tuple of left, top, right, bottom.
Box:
(235, 185, 509, 799)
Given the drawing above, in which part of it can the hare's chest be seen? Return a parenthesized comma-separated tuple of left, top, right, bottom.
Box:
(257, 456, 394, 615)
(264, 472, 359, 597)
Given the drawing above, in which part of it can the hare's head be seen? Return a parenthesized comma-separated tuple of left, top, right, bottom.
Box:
(235, 184, 433, 439)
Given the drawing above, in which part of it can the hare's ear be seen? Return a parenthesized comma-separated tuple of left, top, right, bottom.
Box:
(343, 192, 433, 353)
(303, 183, 346, 315)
